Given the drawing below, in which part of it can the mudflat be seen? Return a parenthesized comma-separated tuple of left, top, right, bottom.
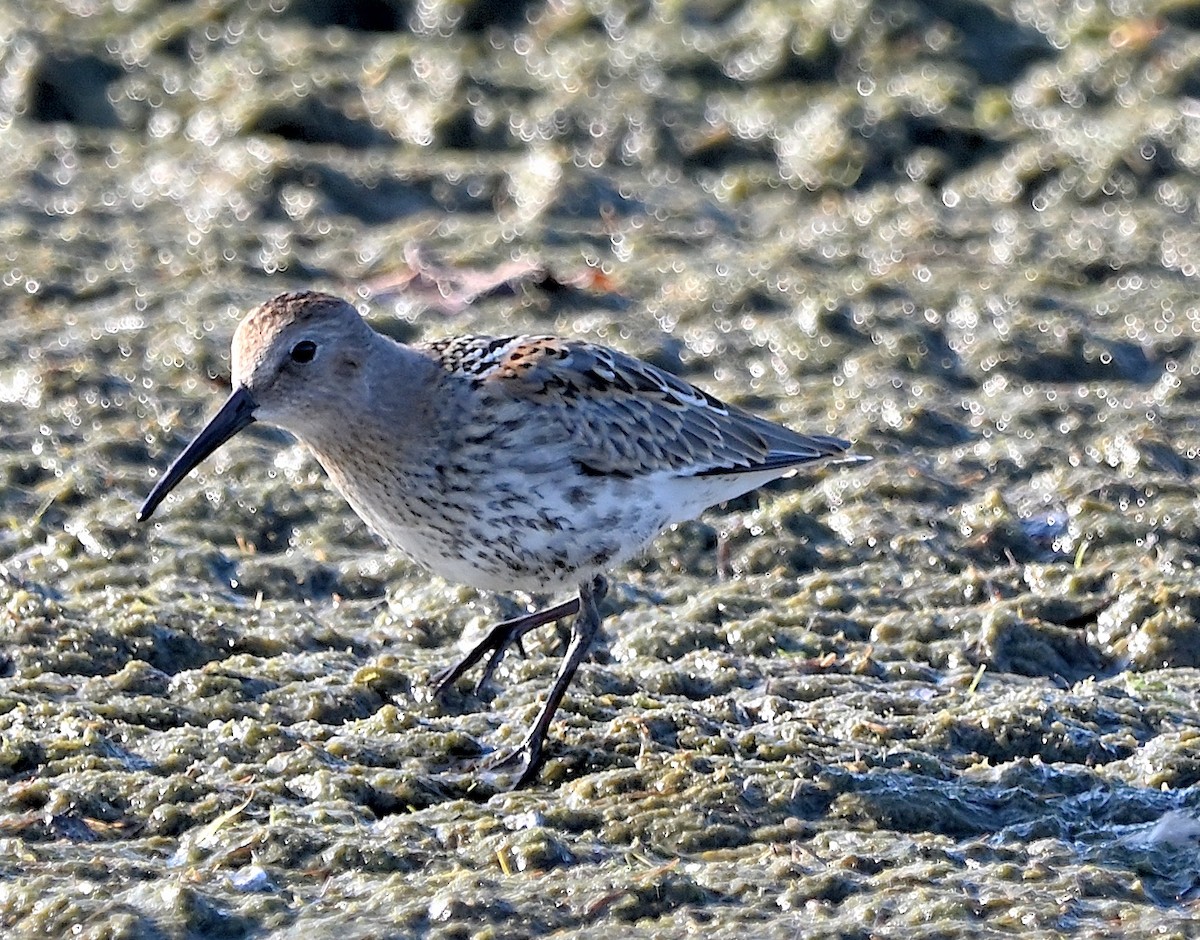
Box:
(1, 3, 1198, 937)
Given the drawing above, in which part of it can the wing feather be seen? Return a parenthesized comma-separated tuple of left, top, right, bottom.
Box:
(424, 334, 854, 478)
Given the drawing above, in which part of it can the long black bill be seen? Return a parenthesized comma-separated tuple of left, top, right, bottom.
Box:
(137, 386, 258, 522)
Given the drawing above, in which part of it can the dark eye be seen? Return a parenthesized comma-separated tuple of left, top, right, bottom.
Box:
(290, 340, 317, 363)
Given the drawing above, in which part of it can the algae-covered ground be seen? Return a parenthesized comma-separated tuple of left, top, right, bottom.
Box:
(2, 0, 1200, 937)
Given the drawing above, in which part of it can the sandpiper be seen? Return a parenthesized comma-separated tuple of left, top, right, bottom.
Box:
(139, 290, 861, 787)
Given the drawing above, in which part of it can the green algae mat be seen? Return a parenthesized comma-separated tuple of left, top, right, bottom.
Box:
(1, 1, 1199, 937)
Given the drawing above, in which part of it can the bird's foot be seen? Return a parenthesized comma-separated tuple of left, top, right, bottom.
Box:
(478, 737, 544, 791)
(429, 621, 526, 700)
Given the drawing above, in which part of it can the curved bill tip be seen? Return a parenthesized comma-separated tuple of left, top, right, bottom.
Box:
(137, 386, 257, 522)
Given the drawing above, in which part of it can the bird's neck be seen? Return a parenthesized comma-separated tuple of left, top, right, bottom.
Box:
(298, 340, 444, 471)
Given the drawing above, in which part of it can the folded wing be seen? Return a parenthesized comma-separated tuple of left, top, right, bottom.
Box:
(429, 335, 854, 479)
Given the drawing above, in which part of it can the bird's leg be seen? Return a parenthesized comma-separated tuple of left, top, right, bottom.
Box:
(431, 595, 581, 699)
(488, 574, 608, 789)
